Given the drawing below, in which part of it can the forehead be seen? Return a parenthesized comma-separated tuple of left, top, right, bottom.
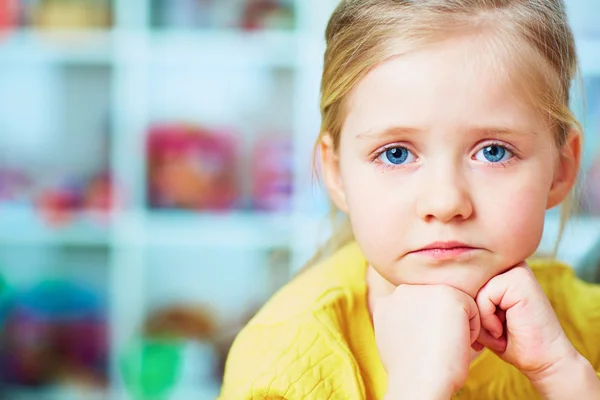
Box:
(342, 33, 549, 138)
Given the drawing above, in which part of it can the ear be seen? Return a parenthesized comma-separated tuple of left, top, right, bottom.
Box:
(546, 129, 582, 209)
(320, 133, 349, 213)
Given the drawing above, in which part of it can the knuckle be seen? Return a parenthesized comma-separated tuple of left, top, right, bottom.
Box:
(475, 286, 490, 303)
(433, 284, 456, 298)
(436, 286, 468, 310)
(512, 265, 535, 283)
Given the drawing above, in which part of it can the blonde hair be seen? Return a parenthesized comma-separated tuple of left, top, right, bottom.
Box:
(306, 0, 582, 267)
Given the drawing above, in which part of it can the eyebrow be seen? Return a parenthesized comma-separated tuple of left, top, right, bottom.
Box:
(356, 126, 422, 139)
(355, 125, 538, 139)
(469, 127, 538, 138)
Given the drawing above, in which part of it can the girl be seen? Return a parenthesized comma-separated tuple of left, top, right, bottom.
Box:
(220, 0, 600, 399)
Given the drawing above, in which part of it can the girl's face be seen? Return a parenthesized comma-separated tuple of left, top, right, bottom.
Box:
(321, 34, 580, 297)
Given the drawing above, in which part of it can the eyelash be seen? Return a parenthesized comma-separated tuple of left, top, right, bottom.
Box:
(371, 143, 417, 170)
(475, 141, 520, 168)
(370, 140, 521, 170)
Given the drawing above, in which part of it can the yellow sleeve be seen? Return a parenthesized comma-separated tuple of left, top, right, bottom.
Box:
(218, 316, 366, 400)
(540, 262, 600, 373)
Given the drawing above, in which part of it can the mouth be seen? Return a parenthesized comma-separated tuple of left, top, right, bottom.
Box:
(409, 241, 481, 261)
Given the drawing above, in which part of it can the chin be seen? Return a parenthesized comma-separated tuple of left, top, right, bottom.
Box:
(388, 259, 508, 298)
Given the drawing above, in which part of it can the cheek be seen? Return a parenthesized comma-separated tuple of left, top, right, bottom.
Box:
(478, 177, 549, 262)
(340, 162, 412, 262)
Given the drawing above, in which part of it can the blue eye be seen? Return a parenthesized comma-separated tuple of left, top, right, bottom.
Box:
(475, 145, 513, 163)
(378, 147, 415, 165)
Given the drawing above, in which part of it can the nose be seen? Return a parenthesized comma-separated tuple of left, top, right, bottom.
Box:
(416, 164, 474, 223)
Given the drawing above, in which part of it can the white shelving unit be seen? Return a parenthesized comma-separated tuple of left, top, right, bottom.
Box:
(0, 205, 110, 246)
(0, 1, 599, 399)
(0, 29, 114, 65)
(0, 1, 337, 398)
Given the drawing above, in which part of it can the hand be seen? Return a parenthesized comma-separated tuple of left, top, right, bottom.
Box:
(373, 285, 480, 399)
(475, 263, 580, 387)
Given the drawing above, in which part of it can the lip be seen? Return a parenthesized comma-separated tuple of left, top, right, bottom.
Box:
(409, 241, 480, 261)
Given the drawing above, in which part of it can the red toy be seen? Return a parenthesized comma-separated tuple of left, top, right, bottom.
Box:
(241, 0, 293, 30)
(37, 178, 83, 226)
(0, 0, 18, 33)
(147, 124, 239, 211)
(36, 171, 118, 227)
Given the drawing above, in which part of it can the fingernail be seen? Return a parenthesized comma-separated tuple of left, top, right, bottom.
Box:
(496, 340, 507, 353)
(491, 329, 502, 339)
(472, 342, 484, 352)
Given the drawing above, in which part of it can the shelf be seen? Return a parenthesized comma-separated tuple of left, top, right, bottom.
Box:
(1, 28, 593, 73)
(141, 210, 295, 249)
(0, 29, 114, 65)
(2, 383, 221, 400)
(2, 386, 107, 400)
(0, 28, 298, 68)
(0, 206, 325, 250)
(146, 29, 298, 69)
(0, 205, 110, 247)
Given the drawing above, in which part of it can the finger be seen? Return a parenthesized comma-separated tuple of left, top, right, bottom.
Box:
(469, 305, 481, 345)
(476, 288, 504, 339)
(477, 264, 531, 311)
(462, 292, 481, 345)
(477, 328, 507, 353)
(496, 308, 506, 325)
(471, 341, 484, 352)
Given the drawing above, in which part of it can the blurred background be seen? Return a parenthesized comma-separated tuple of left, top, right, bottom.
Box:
(0, 0, 598, 399)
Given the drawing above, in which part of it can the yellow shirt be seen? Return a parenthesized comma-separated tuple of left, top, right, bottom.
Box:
(220, 242, 600, 399)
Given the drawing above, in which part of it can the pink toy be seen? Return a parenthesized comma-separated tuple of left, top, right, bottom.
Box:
(0, 169, 32, 204)
(251, 136, 293, 211)
(147, 124, 239, 210)
(581, 154, 600, 215)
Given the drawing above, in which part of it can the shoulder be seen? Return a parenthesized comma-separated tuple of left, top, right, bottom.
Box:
(528, 258, 600, 313)
(219, 242, 368, 399)
(529, 258, 600, 369)
(251, 241, 366, 326)
(528, 258, 599, 302)
(529, 257, 575, 279)
(219, 313, 365, 399)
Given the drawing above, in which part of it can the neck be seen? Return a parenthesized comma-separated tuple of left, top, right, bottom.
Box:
(366, 264, 396, 317)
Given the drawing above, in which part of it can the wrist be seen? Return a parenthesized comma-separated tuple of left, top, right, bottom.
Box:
(384, 372, 454, 400)
(529, 351, 600, 400)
